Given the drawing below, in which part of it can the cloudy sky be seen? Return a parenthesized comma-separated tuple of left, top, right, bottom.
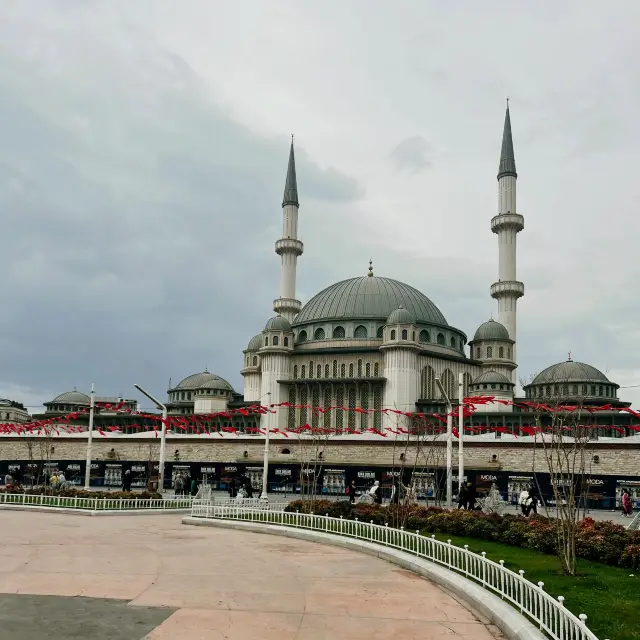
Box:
(1, 0, 639, 412)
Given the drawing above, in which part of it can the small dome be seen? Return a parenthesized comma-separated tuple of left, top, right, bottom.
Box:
(51, 390, 91, 405)
(473, 371, 512, 386)
(473, 319, 510, 341)
(196, 377, 234, 392)
(246, 334, 263, 351)
(531, 361, 610, 386)
(387, 306, 416, 325)
(264, 315, 292, 331)
(174, 371, 234, 391)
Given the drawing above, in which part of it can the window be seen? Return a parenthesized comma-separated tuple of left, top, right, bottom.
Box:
(341, 363, 346, 378)
(252, 356, 258, 366)
(357, 359, 363, 377)
(374, 363, 379, 376)
(265, 336, 269, 346)
(309, 361, 314, 378)
(572, 385, 578, 394)
(333, 360, 338, 377)
(273, 335, 279, 346)
(487, 346, 493, 358)
(354, 325, 367, 339)
(476, 347, 480, 359)
(314, 328, 325, 340)
(391, 329, 396, 340)
(450, 336, 456, 348)
(437, 333, 444, 345)
(293, 365, 298, 379)
(317, 365, 321, 378)
(441, 369, 455, 399)
(298, 330, 307, 342)
(401, 329, 408, 340)
(349, 363, 354, 377)
(284, 337, 289, 346)
(366, 362, 371, 377)
(419, 329, 430, 343)
(325, 364, 330, 378)
(376, 326, 384, 339)
(280, 448, 291, 455)
(460, 339, 464, 351)
(507, 347, 511, 359)
(301, 365, 306, 379)
(499, 346, 504, 358)
(333, 326, 345, 339)
(421, 366, 435, 399)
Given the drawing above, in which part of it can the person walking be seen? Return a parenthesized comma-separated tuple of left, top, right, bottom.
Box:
(457, 482, 469, 510)
(122, 469, 132, 492)
(622, 488, 632, 517)
(519, 488, 530, 516)
(369, 480, 382, 504)
(347, 480, 357, 504)
(527, 485, 540, 516)
(390, 478, 401, 505)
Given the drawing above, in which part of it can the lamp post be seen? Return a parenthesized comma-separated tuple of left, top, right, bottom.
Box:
(260, 392, 272, 501)
(84, 383, 96, 489)
(134, 384, 168, 492)
(458, 372, 465, 493)
(435, 378, 453, 507)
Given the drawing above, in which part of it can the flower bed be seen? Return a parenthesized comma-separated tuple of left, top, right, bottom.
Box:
(0, 487, 162, 500)
(284, 500, 640, 570)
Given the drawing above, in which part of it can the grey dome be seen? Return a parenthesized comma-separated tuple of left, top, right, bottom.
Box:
(531, 361, 610, 385)
(473, 371, 512, 385)
(175, 371, 234, 391)
(294, 276, 448, 326)
(387, 307, 416, 324)
(246, 334, 263, 351)
(51, 390, 90, 405)
(473, 319, 510, 341)
(264, 315, 292, 331)
(196, 377, 234, 392)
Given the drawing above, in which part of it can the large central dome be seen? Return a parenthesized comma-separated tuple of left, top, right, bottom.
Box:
(294, 276, 448, 326)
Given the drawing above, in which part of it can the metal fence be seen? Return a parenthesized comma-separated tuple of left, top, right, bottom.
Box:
(192, 504, 601, 640)
(0, 492, 194, 511)
(191, 498, 289, 515)
(628, 510, 640, 530)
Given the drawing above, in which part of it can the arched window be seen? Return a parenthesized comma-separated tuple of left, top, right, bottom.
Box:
(376, 326, 384, 338)
(273, 335, 279, 346)
(419, 329, 430, 343)
(284, 337, 289, 346)
(333, 360, 338, 377)
(293, 365, 298, 379)
(391, 329, 396, 340)
(297, 330, 307, 343)
(333, 326, 345, 339)
(437, 333, 445, 345)
(301, 365, 306, 379)
(317, 364, 322, 378)
(498, 346, 504, 358)
(450, 337, 456, 348)
(487, 346, 493, 358)
(252, 356, 258, 366)
(460, 339, 464, 351)
(374, 363, 379, 377)
(280, 448, 291, 455)
(401, 329, 408, 340)
(349, 363, 354, 377)
(476, 347, 480, 359)
(507, 347, 511, 359)
(463, 372, 473, 399)
(340, 363, 346, 378)
(412, 331, 416, 341)
(325, 364, 330, 378)
(354, 325, 367, 339)
(421, 365, 435, 399)
(365, 362, 371, 377)
(357, 359, 363, 377)
(265, 336, 269, 346)
(314, 328, 325, 340)
(309, 361, 314, 378)
(441, 368, 456, 399)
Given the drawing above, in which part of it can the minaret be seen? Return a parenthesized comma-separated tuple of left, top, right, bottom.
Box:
(490, 102, 524, 381)
(273, 138, 304, 323)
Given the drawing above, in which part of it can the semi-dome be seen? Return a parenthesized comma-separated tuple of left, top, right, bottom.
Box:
(473, 371, 513, 385)
(174, 371, 234, 391)
(196, 377, 234, 392)
(246, 334, 263, 351)
(51, 390, 90, 405)
(387, 306, 416, 325)
(473, 319, 510, 341)
(531, 361, 610, 385)
(264, 315, 292, 331)
(294, 276, 448, 326)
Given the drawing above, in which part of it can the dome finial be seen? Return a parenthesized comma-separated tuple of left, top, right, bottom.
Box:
(367, 259, 373, 277)
(567, 351, 572, 362)
(204, 366, 208, 373)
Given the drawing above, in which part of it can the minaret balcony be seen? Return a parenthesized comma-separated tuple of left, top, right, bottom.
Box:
(273, 297, 302, 314)
(490, 280, 524, 299)
(275, 238, 304, 256)
(491, 213, 524, 233)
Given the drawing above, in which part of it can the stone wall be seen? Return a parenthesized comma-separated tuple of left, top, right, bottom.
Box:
(1, 436, 638, 475)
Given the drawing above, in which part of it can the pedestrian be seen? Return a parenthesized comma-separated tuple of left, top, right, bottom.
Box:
(622, 488, 632, 517)
(348, 480, 357, 504)
(369, 480, 382, 504)
(527, 485, 540, 516)
(4, 472, 13, 490)
(457, 482, 469, 510)
(122, 469, 132, 492)
(467, 483, 477, 511)
(519, 488, 530, 516)
(174, 473, 184, 496)
(390, 477, 401, 505)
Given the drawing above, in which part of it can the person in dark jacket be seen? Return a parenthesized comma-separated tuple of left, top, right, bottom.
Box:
(527, 485, 540, 516)
(347, 480, 357, 503)
(467, 484, 477, 511)
(457, 482, 469, 509)
(122, 469, 132, 492)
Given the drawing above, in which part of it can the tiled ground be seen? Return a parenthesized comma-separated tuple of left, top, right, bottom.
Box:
(0, 512, 502, 639)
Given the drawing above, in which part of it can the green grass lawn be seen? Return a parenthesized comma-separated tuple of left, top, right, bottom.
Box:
(426, 532, 639, 640)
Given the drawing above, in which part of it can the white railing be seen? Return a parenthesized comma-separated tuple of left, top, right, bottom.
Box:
(191, 499, 289, 516)
(628, 510, 640, 530)
(193, 505, 600, 640)
(0, 492, 194, 511)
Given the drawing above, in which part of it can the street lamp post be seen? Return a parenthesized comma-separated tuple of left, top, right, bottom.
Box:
(435, 378, 453, 507)
(84, 383, 96, 489)
(260, 392, 272, 501)
(134, 384, 168, 492)
(458, 372, 465, 493)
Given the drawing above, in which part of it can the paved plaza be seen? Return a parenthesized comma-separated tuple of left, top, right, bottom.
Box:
(0, 511, 504, 639)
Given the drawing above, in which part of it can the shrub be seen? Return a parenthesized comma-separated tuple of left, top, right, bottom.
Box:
(620, 544, 640, 570)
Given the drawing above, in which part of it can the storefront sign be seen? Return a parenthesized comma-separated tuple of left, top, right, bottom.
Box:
(617, 479, 640, 486)
(275, 469, 291, 476)
(201, 466, 216, 474)
(357, 471, 375, 479)
(586, 478, 604, 486)
(508, 475, 533, 481)
(223, 466, 237, 472)
(479, 475, 498, 482)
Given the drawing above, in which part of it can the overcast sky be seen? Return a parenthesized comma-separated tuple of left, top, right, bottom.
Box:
(1, 0, 639, 412)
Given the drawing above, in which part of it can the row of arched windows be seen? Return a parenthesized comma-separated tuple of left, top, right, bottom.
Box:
(265, 335, 289, 347)
(420, 366, 473, 400)
(475, 345, 511, 360)
(293, 360, 380, 380)
(525, 384, 616, 399)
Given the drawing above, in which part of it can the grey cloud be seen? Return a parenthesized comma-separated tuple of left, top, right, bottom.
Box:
(390, 137, 433, 173)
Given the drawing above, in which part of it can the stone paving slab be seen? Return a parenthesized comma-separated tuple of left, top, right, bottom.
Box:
(0, 512, 501, 639)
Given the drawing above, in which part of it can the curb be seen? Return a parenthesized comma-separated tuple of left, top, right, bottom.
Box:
(183, 516, 546, 640)
(0, 504, 190, 516)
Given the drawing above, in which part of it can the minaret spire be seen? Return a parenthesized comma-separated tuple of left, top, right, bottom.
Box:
(273, 137, 304, 323)
(490, 103, 524, 383)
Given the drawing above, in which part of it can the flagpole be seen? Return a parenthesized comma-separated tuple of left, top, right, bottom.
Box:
(84, 383, 95, 489)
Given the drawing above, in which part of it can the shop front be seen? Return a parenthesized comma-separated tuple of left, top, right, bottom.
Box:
(616, 478, 640, 509)
(245, 466, 264, 492)
(322, 469, 346, 496)
(272, 467, 295, 494)
(64, 462, 83, 486)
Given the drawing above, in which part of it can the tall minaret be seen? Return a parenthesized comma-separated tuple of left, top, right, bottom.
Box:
(273, 138, 304, 323)
(490, 103, 524, 380)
